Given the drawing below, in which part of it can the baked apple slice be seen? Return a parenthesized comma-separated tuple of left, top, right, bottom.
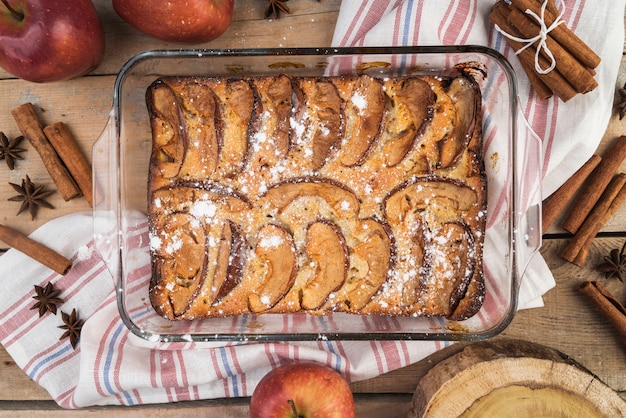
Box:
(381, 77, 435, 167)
(345, 219, 394, 311)
(338, 74, 386, 166)
(437, 77, 480, 169)
(147, 80, 187, 181)
(300, 221, 349, 310)
(292, 78, 344, 170)
(398, 215, 430, 307)
(252, 75, 293, 163)
(211, 220, 246, 306)
(248, 224, 298, 313)
(428, 222, 476, 318)
(263, 178, 359, 220)
(213, 79, 256, 176)
(178, 80, 221, 177)
(384, 176, 478, 227)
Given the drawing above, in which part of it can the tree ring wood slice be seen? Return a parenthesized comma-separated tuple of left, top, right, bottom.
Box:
(410, 338, 626, 417)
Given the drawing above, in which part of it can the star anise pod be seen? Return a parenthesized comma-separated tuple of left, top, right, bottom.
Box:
(0, 132, 26, 170)
(58, 308, 83, 349)
(596, 241, 626, 282)
(265, 0, 290, 19)
(8, 175, 54, 220)
(31, 282, 64, 317)
(616, 83, 626, 120)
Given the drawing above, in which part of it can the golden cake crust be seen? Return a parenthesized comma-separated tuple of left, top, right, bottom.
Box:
(146, 73, 487, 321)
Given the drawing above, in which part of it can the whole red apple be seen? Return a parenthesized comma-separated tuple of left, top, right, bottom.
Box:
(0, 0, 105, 83)
(250, 361, 356, 418)
(112, 0, 234, 44)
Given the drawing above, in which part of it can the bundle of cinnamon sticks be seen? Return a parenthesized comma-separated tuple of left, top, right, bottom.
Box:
(541, 136, 626, 266)
(489, 0, 601, 101)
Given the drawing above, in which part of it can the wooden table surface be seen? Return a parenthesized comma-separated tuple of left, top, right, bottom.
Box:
(0, 1, 624, 416)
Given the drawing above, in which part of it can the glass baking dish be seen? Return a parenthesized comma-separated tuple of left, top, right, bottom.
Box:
(92, 46, 541, 342)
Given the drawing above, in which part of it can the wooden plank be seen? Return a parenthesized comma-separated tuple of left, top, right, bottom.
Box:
(0, 395, 413, 417)
(0, 351, 50, 401)
(0, 399, 251, 417)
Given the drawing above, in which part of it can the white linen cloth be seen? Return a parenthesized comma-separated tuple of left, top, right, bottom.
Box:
(0, 0, 623, 408)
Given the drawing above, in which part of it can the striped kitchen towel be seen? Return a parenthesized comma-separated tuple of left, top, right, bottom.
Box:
(0, 0, 623, 408)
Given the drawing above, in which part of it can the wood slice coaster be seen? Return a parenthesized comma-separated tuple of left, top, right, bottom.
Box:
(411, 338, 626, 417)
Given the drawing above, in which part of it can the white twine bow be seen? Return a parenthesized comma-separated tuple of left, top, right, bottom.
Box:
(495, 0, 566, 74)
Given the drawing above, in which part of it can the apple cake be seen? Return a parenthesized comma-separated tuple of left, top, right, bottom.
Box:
(146, 71, 487, 321)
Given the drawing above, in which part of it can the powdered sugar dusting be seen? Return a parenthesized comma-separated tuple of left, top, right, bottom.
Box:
(258, 235, 284, 249)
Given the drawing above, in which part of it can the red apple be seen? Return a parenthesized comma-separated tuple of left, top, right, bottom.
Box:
(0, 0, 105, 83)
(112, 0, 234, 44)
(250, 361, 356, 418)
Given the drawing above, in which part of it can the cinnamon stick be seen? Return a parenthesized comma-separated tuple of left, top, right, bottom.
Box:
(43, 122, 93, 207)
(510, 0, 601, 69)
(561, 174, 626, 265)
(541, 154, 601, 234)
(571, 182, 626, 266)
(562, 136, 626, 233)
(0, 224, 72, 275)
(489, 1, 577, 102)
(506, 7, 598, 94)
(578, 281, 626, 346)
(11, 103, 81, 201)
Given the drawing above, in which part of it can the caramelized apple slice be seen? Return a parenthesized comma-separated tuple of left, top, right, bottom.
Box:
(292, 78, 343, 170)
(147, 80, 186, 180)
(263, 178, 359, 219)
(384, 176, 478, 227)
(339, 75, 386, 166)
(398, 215, 430, 307)
(153, 212, 207, 317)
(381, 77, 435, 167)
(211, 221, 246, 305)
(214, 79, 256, 176)
(178, 81, 220, 176)
(427, 222, 476, 318)
(248, 224, 298, 313)
(300, 221, 349, 310)
(345, 219, 393, 311)
(438, 77, 480, 169)
(253, 75, 293, 163)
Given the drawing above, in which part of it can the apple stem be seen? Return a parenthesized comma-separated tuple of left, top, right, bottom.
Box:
(0, 0, 24, 20)
(287, 399, 305, 418)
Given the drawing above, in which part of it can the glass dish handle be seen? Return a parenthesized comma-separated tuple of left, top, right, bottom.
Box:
(92, 113, 120, 279)
(515, 105, 543, 278)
